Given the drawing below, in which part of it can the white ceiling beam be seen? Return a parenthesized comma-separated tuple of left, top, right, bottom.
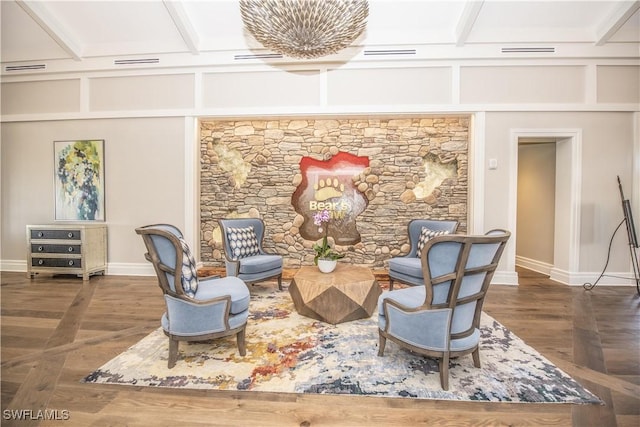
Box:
(594, 0, 640, 46)
(455, 0, 484, 47)
(16, 0, 82, 61)
(163, 0, 200, 55)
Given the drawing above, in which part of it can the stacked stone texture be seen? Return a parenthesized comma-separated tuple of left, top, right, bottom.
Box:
(200, 117, 469, 269)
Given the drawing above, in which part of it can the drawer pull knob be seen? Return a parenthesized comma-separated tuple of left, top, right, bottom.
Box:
(37, 232, 44, 238)
(68, 260, 74, 266)
(38, 260, 44, 265)
(68, 247, 74, 252)
(68, 232, 74, 238)
(38, 246, 43, 252)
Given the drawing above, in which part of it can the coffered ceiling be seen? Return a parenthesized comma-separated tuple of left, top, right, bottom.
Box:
(1, 0, 639, 73)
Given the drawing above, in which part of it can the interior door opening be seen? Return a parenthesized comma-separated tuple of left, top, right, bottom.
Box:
(516, 139, 557, 276)
(512, 130, 581, 285)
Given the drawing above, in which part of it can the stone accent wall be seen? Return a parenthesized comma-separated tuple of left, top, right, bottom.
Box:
(200, 117, 469, 269)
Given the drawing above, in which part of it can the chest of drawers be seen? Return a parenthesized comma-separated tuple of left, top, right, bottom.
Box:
(27, 224, 107, 281)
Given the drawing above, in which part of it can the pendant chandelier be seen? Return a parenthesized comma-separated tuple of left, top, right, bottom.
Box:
(239, 0, 369, 60)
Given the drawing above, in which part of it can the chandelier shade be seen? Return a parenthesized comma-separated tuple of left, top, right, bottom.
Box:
(239, 0, 369, 59)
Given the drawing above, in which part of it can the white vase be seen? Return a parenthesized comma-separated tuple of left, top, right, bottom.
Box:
(317, 259, 337, 273)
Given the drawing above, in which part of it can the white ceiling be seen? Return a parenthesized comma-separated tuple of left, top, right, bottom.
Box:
(1, 0, 639, 72)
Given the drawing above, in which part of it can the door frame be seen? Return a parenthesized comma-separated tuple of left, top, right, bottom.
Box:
(509, 129, 582, 284)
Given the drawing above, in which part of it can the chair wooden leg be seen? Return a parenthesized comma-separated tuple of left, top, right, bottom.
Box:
(168, 338, 179, 369)
(237, 327, 247, 356)
(439, 354, 450, 390)
(377, 332, 387, 356)
(472, 348, 481, 368)
(389, 279, 395, 291)
(277, 274, 283, 291)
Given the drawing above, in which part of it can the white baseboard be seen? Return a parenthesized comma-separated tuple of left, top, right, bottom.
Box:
(491, 270, 519, 286)
(5, 259, 630, 287)
(550, 267, 636, 286)
(108, 262, 207, 276)
(515, 256, 553, 275)
(107, 262, 155, 276)
(0, 260, 156, 277)
(0, 260, 26, 272)
(515, 256, 637, 287)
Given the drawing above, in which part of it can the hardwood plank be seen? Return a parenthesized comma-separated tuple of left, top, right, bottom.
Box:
(3, 354, 67, 427)
(2, 324, 156, 370)
(571, 290, 617, 427)
(5, 278, 96, 426)
(1, 269, 638, 426)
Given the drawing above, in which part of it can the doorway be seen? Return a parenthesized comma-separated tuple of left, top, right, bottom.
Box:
(516, 139, 556, 275)
(509, 129, 582, 285)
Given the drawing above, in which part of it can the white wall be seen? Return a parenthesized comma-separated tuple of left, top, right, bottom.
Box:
(484, 112, 636, 283)
(1, 118, 187, 274)
(1, 58, 638, 285)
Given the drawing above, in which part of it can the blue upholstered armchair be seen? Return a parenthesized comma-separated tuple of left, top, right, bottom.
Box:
(218, 218, 284, 290)
(378, 229, 510, 390)
(388, 219, 459, 290)
(136, 224, 250, 368)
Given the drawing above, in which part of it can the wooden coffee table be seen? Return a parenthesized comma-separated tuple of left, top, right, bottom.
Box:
(289, 264, 381, 325)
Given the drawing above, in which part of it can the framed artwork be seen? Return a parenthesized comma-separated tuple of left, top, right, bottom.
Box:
(54, 140, 105, 221)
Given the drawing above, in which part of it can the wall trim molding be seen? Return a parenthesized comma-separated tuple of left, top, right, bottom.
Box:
(1, 261, 520, 288)
(106, 262, 154, 276)
(3, 103, 640, 124)
(0, 260, 155, 277)
(3, 48, 639, 79)
(469, 112, 485, 234)
(515, 256, 554, 276)
(0, 260, 27, 273)
(184, 116, 199, 257)
(491, 270, 519, 286)
(549, 267, 637, 287)
(633, 112, 640, 240)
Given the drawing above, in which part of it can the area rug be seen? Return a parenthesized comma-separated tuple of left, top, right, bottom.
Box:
(83, 285, 601, 404)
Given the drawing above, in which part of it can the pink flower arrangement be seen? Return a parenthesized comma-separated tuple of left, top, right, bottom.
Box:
(312, 209, 344, 264)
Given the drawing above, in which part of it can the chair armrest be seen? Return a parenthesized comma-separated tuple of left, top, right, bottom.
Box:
(227, 259, 240, 276)
(381, 294, 430, 313)
(382, 303, 452, 351)
(164, 294, 232, 334)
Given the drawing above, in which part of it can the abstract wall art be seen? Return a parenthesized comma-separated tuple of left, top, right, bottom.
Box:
(54, 140, 105, 221)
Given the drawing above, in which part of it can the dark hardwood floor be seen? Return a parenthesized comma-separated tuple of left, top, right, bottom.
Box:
(1, 268, 638, 426)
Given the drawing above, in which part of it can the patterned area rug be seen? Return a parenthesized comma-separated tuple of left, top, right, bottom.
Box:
(83, 285, 601, 404)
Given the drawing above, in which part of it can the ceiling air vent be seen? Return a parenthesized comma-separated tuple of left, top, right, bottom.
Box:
(364, 49, 417, 56)
(114, 58, 160, 65)
(5, 64, 46, 72)
(234, 53, 284, 60)
(501, 47, 555, 54)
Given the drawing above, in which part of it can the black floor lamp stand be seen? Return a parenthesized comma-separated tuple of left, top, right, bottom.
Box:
(584, 177, 640, 295)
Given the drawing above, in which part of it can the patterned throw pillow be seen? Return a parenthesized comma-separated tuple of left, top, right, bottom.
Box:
(226, 226, 260, 260)
(179, 237, 198, 298)
(416, 227, 450, 257)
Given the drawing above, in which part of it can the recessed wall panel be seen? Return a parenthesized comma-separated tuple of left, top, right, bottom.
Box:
(460, 66, 585, 104)
(0, 117, 185, 263)
(202, 71, 320, 108)
(1, 79, 80, 114)
(327, 67, 451, 105)
(89, 74, 194, 111)
(597, 65, 640, 104)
